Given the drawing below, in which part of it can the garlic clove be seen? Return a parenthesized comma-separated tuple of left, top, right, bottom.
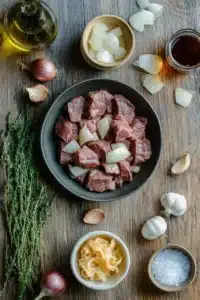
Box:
(26, 84, 49, 103)
(141, 216, 167, 240)
(171, 153, 191, 175)
(83, 209, 105, 225)
(161, 192, 187, 217)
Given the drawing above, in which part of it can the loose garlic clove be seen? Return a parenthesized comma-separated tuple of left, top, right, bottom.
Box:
(141, 216, 167, 240)
(26, 84, 49, 103)
(83, 209, 105, 225)
(161, 192, 187, 217)
(171, 153, 191, 175)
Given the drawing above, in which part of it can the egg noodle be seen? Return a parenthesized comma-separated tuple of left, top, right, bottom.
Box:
(78, 236, 123, 282)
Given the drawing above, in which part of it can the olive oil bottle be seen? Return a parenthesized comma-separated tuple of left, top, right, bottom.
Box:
(1, 0, 58, 55)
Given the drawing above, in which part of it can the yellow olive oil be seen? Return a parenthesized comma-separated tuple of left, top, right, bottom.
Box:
(2, 0, 58, 54)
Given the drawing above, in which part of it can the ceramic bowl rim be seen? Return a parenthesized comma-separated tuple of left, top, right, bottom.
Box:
(70, 230, 131, 290)
(40, 78, 162, 202)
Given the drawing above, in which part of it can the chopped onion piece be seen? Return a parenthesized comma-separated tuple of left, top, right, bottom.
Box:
(133, 60, 140, 68)
(139, 54, 163, 75)
(109, 27, 123, 37)
(103, 33, 120, 55)
(175, 88, 194, 108)
(147, 3, 164, 18)
(143, 74, 164, 94)
(92, 132, 99, 140)
(97, 115, 112, 139)
(137, 0, 150, 9)
(96, 50, 114, 63)
(79, 126, 96, 145)
(115, 47, 127, 60)
(89, 48, 96, 59)
(106, 148, 131, 164)
(129, 10, 154, 32)
(93, 23, 109, 37)
(62, 140, 80, 154)
(69, 165, 89, 178)
(89, 33, 104, 51)
(111, 143, 128, 150)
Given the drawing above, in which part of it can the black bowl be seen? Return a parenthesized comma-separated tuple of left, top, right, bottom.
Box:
(40, 78, 162, 202)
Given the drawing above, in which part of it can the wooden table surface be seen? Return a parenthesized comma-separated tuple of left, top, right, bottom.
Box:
(0, 0, 200, 299)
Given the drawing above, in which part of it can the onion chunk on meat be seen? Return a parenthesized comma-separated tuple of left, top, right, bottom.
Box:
(106, 148, 131, 164)
(111, 143, 128, 150)
(97, 115, 112, 139)
(69, 165, 89, 178)
(79, 126, 97, 145)
(62, 140, 80, 154)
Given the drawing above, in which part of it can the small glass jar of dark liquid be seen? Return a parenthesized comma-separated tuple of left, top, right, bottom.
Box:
(165, 29, 200, 71)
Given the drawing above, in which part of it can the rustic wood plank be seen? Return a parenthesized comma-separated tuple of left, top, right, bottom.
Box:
(0, 0, 200, 299)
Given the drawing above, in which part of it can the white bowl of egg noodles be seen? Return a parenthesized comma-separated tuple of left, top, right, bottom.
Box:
(70, 231, 131, 290)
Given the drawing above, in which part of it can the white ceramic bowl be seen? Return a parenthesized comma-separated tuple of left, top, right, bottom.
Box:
(70, 231, 131, 290)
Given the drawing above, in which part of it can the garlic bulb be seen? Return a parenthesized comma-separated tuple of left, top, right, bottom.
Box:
(161, 192, 187, 217)
(142, 216, 167, 240)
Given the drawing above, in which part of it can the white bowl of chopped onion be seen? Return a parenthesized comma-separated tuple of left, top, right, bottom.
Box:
(70, 231, 131, 290)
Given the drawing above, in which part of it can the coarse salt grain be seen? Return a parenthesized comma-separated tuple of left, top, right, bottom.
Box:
(151, 249, 191, 287)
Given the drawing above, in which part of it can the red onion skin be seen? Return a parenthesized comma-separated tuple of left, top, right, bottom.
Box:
(30, 59, 56, 82)
(43, 271, 66, 294)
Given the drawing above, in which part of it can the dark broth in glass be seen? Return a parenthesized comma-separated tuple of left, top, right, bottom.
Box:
(171, 35, 200, 67)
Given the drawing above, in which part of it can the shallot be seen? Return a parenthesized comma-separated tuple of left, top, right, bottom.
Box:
(143, 74, 164, 94)
(26, 84, 48, 103)
(21, 59, 57, 82)
(34, 271, 66, 300)
(175, 88, 194, 108)
(106, 148, 131, 164)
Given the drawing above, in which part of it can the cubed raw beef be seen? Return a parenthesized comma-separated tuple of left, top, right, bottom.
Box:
(113, 94, 135, 124)
(103, 163, 120, 175)
(75, 145, 100, 168)
(79, 118, 100, 133)
(67, 96, 85, 122)
(101, 90, 114, 113)
(118, 161, 133, 182)
(84, 90, 107, 119)
(55, 116, 78, 143)
(130, 138, 152, 165)
(130, 117, 147, 141)
(87, 140, 111, 161)
(115, 176, 124, 187)
(111, 120, 133, 142)
(59, 141, 74, 165)
(87, 170, 116, 192)
(76, 173, 88, 185)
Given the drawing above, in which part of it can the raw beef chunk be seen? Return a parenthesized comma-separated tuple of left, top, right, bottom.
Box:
(101, 90, 114, 113)
(130, 138, 152, 165)
(113, 94, 135, 124)
(115, 176, 124, 187)
(79, 118, 100, 133)
(118, 161, 133, 182)
(84, 90, 107, 119)
(87, 170, 116, 192)
(67, 96, 85, 122)
(111, 120, 133, 142)
(76, 173, 88, 185)
(75, 145, 100, 168)
(103, 163, 120, 175)
(55, 116, 78, 143)
(87, 140, 111, 161)
(131, 117, 147, 141)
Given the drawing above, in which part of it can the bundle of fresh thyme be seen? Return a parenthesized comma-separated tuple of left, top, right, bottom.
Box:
(1, 114, 53, 300)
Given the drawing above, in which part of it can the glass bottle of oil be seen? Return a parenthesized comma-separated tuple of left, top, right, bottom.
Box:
(1, 0, 58, 56)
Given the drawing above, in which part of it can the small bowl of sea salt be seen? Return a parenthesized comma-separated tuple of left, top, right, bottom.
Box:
(148, 244, 196, 292)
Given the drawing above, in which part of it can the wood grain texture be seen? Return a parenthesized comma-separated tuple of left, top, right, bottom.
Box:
(0, 0, 200, 299)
